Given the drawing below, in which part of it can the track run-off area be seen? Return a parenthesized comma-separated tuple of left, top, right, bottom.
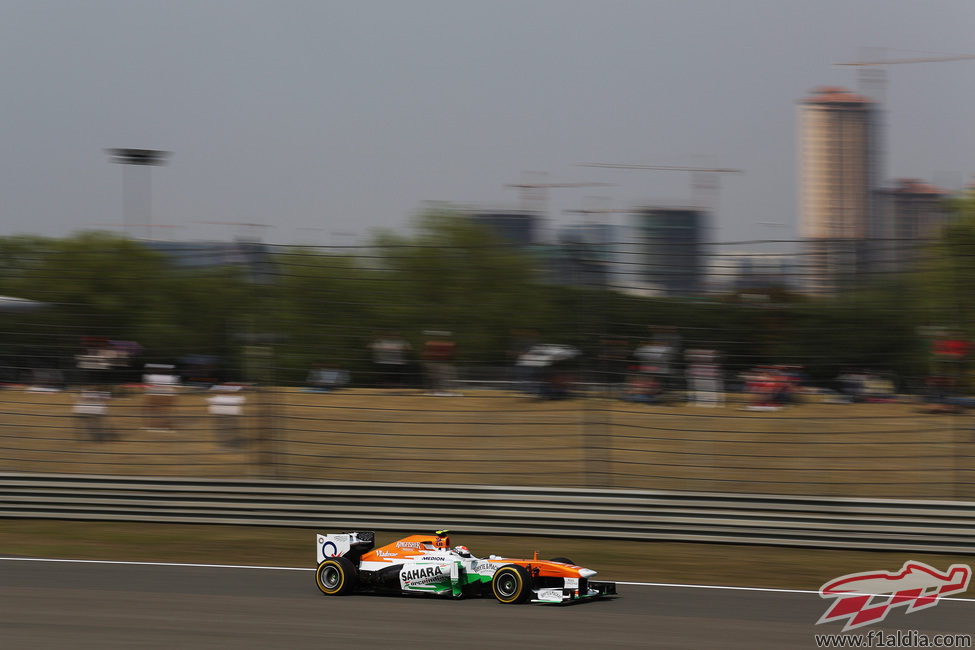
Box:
(1, 558, 973, 649)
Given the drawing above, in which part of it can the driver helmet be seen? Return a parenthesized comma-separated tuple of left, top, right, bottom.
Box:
(453, 545, 471, 558)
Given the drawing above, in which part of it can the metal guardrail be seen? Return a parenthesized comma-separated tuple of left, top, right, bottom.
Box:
(1, 473, 973, 554)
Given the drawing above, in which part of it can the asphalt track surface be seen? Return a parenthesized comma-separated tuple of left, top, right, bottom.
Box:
(1, 559, 973, 649)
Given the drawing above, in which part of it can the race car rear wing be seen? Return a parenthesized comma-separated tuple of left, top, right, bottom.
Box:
(316, 531, 375, 564)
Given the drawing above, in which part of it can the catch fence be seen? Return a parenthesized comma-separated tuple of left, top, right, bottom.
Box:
(1, 386, 972, 499)
(0, 235, 972, 499)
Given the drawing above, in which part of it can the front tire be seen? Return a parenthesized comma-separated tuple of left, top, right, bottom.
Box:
(316, 556, 357, 596)
(492, 564, 531, 604)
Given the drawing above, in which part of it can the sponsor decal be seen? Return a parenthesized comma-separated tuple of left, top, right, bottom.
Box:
(817, 561, 971, 632)
(396, 541, 423, 549)
(534, 588, 565, 602)
(375, 549, 399, 558)
(472, 561, 500, 574)
(321, 541, 338, 557)
(563, 578, 579, 589)
(401, 565, 447, 585)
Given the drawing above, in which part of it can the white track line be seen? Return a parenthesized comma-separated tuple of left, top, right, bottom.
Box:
(614, 581, 975, 602)
(0, 557, 312, 571)
(2, 557, 973, 603)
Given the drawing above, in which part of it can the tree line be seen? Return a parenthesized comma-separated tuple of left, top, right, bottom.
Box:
(0, 198, 972, 388)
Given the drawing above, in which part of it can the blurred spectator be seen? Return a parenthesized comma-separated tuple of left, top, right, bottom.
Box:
(143, 364, 179, 431)
(517, 344, 578, 399)
(179, 354, 220, 388)
(599, 337, 631, 397)
(76, 337, 141, 386)
(27, 367, 64, 392)
(625, 331, 681, 404)
(833, 369, 898, 404)
(922, 373, 972, 412)
(743, 366, 797, 411)
(622, 373, 663, 403)
(370, 332, 411, 388)
(685, 349, 723, 407)
(633, 328, 680, 393)
(73, 388, 113, 441)
(207, 384, 246, 447)
(924, 333, 972, 411)
(508, 328, 540, 394)
(305, 363, 350, 392)
(863, 373, 897, 402)
(423, 330, 460, 396)
(834, 370, 866, 403)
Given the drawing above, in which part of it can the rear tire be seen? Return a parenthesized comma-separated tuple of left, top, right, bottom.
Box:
(316, 556, 357, 596)
(492, 564, 531, 604)
(548, 557, 574, 565)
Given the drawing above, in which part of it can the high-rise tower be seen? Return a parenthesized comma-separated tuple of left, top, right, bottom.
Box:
(633, 206, 705, 296)
(797, 86, 879, 292)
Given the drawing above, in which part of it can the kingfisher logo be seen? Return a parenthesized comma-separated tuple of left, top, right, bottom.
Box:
(817, 561, 971, 631)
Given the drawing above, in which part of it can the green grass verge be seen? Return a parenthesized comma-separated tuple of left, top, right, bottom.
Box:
(2, 519, 973, 596)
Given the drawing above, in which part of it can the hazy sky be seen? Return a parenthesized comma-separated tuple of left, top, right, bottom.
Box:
(2, 0, 974, 245)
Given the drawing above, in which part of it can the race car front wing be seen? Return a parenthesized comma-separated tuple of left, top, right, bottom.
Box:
(531, 578, 617, 604)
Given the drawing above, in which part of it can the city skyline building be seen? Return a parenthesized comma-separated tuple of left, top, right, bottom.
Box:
(797, 86, 880, 293)
(873, 178, 950, 273)
(468, 210, 541, 247)
(632, 206, 705, 296)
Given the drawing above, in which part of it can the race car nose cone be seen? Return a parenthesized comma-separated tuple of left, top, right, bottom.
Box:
(579, 569, 596, 578)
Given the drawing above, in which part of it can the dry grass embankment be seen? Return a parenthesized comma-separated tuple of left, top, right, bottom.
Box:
(0, 387, 970, 498)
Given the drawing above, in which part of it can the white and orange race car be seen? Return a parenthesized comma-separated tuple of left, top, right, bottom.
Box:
(314, 530, 617, 604)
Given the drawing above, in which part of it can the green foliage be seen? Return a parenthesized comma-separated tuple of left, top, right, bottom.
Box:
(0, 231, 253, 368)
(371, 208, 548, 361)
(270, 248, 379, 378)
(913, 193, 975, 330)
(3, 199, 971, 387)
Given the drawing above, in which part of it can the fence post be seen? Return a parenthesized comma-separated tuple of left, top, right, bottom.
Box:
(244, 343, 277, 478)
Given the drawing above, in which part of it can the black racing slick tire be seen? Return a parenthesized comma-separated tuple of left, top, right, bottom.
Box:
(492, 564, 531, 604)
(548, 557, 575, 565)
(316, 556, 357, 596)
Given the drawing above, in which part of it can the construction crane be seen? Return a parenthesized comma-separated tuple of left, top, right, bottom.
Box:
(195, 221, 274, 242)
(504, 172, 612, 213)
(562, 206, 634, 230)
(577, 162, 743, 213)
(834, 50, 975, 102)
(563, 207, 635, 215)
(90, 223, 183, 240)
(835, 52, 975, 67)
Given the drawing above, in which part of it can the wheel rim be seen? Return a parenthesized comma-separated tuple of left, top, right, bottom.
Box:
(321, 565, 340, 590)
(496, 572, 518, 598)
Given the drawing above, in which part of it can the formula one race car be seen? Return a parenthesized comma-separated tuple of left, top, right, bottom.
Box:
(315, 530, 616, 604)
